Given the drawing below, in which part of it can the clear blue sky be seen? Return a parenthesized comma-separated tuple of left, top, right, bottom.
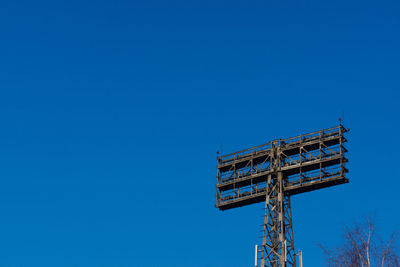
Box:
(0, 0, 399, 266)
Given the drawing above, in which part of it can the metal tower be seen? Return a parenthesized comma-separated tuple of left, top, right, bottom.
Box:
(216, 125, 349, 266)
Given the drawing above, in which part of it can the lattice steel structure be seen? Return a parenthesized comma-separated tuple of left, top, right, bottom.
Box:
(216, 125, 349, 266)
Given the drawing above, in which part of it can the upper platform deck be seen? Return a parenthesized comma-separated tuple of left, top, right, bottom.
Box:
(217, 125, 347, 172)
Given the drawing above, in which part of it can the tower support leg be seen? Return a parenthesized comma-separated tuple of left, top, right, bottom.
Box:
(259, 172, 296, 267)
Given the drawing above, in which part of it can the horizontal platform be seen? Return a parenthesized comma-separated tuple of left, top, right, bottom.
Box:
(216, 175, 349, 211)
(218, 135, 346, 173)
(217, 125, 348, 172)
(216, 190, 267, 211)
(217, 154, 347, 192)
(286, 176, 349, 196)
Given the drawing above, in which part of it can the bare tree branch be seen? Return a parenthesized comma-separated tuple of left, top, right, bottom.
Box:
(319, 218, 399, 267)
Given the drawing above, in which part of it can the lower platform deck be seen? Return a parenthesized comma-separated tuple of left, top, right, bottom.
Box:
(216, 175, 348, 211)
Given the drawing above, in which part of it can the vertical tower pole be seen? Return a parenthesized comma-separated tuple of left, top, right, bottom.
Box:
(259, 144, 296, 267)
(260, 173, 279, 266)
(298, 250, 303, 267)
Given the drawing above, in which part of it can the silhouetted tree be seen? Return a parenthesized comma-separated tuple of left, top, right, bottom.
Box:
(319, 218, 400, 267)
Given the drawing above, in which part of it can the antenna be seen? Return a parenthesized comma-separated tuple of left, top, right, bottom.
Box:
(340, 109, 345, 126)
(255, 245, 258, 267)
(298, 250, 303, 267)
(284, 240, 287, 262)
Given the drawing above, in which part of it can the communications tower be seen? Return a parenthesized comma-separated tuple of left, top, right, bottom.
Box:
(216, 125, 349, 266)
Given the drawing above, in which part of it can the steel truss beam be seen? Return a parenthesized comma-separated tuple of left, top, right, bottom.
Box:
(260, 172, 295, 267)
(259, 147, 296, 267)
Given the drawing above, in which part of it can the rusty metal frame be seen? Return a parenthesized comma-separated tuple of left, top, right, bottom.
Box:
(216, 125, 349, 266)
